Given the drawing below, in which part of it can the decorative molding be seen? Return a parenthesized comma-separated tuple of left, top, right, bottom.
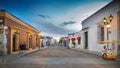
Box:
(10, 26, 20, 30)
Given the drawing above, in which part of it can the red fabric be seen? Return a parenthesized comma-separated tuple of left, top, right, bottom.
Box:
(77, 37, 81, 40)
(71, 38, 75, 41)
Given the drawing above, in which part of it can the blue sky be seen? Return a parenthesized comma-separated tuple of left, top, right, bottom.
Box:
(0, 0, 112, 37)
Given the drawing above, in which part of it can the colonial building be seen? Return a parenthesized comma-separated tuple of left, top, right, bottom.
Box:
(0, 10, 41, 54)
(81, 0, 120, 57)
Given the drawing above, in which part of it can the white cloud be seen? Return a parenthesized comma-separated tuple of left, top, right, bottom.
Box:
(56, 1, 110, 31)
(63, 22, 82, 31)
(53, 36, 61, 42)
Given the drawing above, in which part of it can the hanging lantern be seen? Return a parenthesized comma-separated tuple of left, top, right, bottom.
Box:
(109, 14, 113, 22)
(102, 17, 107, 25)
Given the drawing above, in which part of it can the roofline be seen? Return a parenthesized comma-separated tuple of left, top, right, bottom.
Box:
(81, 0, 117, 24)
(0, 9, 40, 32)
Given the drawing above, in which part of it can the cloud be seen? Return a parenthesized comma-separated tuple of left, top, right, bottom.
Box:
(60, 21, 76, 26)
(63, 22, 82, 31)
(31, 21, 74, 36)
(38, 14, 51, 19)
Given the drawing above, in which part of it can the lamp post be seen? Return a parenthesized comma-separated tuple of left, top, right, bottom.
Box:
(102, 14, 113, 48)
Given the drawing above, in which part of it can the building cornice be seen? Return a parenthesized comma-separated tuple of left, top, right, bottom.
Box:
(82, 0, 119, 24)
(0, 10, 39, 32)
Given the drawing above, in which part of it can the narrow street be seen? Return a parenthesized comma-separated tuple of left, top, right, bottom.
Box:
(1, 46, 119, 68)
(0, 0, 120, 68)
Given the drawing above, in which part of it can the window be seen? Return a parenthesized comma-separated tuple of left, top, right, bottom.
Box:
(98, 25, 104, 43)
(101, 27, 104, 41)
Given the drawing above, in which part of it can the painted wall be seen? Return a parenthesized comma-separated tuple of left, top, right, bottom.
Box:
(81, 0, 120, 55)
(0, 10, 39, 54)
(68, 31, 82, 49)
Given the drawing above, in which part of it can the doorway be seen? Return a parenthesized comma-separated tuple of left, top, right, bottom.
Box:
(29, 35, 32, 48)
(84, 32, 88, 49)
(12, 34, 19, 52)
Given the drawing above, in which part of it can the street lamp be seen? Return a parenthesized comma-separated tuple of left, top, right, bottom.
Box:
(106, 24, 111, 29)
(102, 17, 107, 25)
(102, 14, 113, 48)
(109, 14, 113, 22)
(102, 14, 113, 24)
(38, 33, 41, 36)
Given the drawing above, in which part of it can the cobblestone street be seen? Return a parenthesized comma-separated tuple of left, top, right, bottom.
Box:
(0, 0, 120, 68)
(0, 46, 119, 68)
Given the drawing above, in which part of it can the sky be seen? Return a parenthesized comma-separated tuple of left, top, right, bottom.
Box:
(0, 0, 112, 38)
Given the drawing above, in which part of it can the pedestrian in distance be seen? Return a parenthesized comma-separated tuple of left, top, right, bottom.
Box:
(63, 40, 67, 47)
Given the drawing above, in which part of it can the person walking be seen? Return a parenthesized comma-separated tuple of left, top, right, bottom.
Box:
(63, 40, 66, 47)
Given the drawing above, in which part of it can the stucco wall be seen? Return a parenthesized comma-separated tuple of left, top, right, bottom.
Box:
(82, 0, 120, 53)
(0, 11, 39, 54)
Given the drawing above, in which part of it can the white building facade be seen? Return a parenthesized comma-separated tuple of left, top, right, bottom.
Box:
(81, 0, 120, 57)
(68, 31, 82, 49)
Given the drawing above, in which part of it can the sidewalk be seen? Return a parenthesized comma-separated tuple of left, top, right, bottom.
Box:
(71, 48, 120, 62)
(70, 48, 101, 56)
(0, 47, 46, 63)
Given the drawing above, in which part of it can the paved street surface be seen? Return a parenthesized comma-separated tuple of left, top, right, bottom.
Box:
(0, 46, 120, 68)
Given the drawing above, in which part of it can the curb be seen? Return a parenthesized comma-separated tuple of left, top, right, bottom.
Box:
(70, 48, 101, 56)
(71, 48, 120, 62)
(5, 48, 46, 63)
(0, 47, 47, 63)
